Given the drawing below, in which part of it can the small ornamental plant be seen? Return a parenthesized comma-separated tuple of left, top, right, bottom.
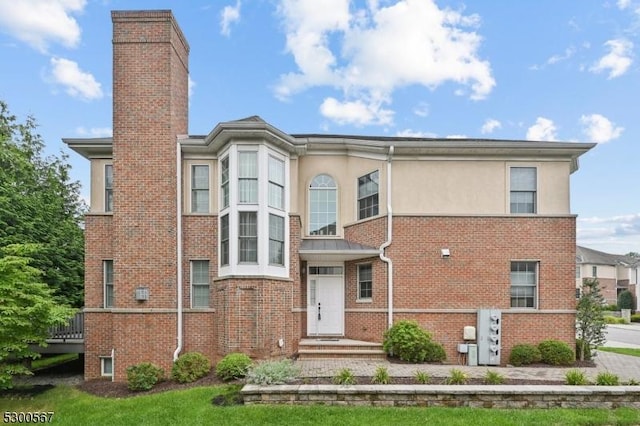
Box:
(246, 359, 300, 385)
(565, 369, 589, 385)
(332, 368, 357, 385)
(414, 370, 430, 384)
(215, 353, 252, 381)
(371, 366, 390, 384)
(445, 368, 468, 385)
(595, 371, 620, 386)
(172, 352, 211, 383)
(126, 362, 165, 391)
(484, 370, 505, 385)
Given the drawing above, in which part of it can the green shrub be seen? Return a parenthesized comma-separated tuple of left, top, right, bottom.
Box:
(126, 362, 165, 391)
(631, 314, 640, 323)
(626, 378, 640, 385)
(604, 303, 619, 312)
(445, 368, 468, 385)
(246, 359, 300, 385)
(509, 344, 542, 366)
(414, 370, 430, 384)
(565, 369, 588, 385)
(595, 371, 619, 386)
(575, 339, 593, 361)
(484, 370, 505, 385)
(371, 366, 390, 384)
(171, 352, 211, 383)
(618, 290, 635, 311)
(538, 340, 574, 366)
(333, 368, 356, 385)
(604, 315, 626, 324)
(383, 320, 432, 363)
(215, 353, 252, 381)
(424, 341, 447, 363)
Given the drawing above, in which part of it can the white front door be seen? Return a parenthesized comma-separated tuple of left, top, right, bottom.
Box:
(307, 273, 344, 336)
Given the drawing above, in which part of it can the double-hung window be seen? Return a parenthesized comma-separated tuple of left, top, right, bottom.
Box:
(221, 157, 230, 209)
(191, 165, 209, 213)
(510, 261, 537, 308)
(220, 215, 229, 266)
(104, 260, 114, 308)
(357, 264, 373, 300)
(269, 156, 285, 209)
(358, 171, 379, 220)
(191, 260, 210, 308)
(269, 214, 285, 265)
(105, 164, 113, 212)
(510, 167, 536, 213)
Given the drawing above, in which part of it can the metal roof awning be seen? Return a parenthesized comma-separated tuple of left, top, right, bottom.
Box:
(299, 239, 380, 262)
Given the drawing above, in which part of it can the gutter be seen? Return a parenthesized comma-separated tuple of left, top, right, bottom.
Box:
(379, 146, 394, 328)
(173, 141, 183, 361)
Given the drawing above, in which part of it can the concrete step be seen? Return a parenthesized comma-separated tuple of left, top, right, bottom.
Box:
(297, 339, 386, 360)
(297, 349, 387, 360)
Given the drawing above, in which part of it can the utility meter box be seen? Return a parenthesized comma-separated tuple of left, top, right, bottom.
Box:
(457, 343, 468, 353)
(467, 344, 478, 366)
(477, 309, 501, 365)
(463, 326, 476, 340)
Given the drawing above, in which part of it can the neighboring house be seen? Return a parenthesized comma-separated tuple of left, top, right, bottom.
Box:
(65, 10, 595, 382)
(576, 246, 639, 306)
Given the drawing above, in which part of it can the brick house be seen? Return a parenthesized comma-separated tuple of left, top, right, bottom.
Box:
(65, 10, 595, 381)
(576, 245, 639, 306)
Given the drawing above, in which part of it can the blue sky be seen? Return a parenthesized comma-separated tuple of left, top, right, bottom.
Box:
(0, 0, 638, 255)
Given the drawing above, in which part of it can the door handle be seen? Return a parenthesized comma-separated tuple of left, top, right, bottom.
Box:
(318, 302, 321, 320)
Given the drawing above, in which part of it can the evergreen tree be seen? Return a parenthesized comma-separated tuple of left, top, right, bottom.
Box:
(576, 278, 607, 361)
(0, 101, 85, 306)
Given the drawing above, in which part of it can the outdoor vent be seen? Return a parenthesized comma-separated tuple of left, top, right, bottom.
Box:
(135, 287, 149, 301)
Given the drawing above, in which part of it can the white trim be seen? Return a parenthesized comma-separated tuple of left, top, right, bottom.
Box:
(307, 173, 340, 237)
(100, 356, 113, 377)
(103, 260, 113, 308)
(186, 161, 213, 214)
(506, 163, 539, 214)
(356, 262, 373, 302)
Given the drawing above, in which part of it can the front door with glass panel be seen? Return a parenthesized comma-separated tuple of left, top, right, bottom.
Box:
(307, 266, 344, 336)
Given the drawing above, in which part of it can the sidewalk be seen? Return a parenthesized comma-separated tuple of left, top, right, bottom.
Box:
(297, 350, 640, 382)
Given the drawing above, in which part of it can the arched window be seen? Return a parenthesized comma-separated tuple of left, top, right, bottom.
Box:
(309, 174, 337, 236)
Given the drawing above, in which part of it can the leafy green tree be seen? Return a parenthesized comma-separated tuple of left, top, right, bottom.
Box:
(0, 101, 85, 306)
(626, 252, 640, 258)
(0, 244, 75, 389)
(576, 278, 607, 361)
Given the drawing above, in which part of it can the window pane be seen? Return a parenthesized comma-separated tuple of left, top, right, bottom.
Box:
(269, 214, 284, 265)
(309, 175, 337, 235)
(510, 261, 537, 308)
(510, 192, 535, 214)
(269, 156, 284, 185)
(104, 260, 114, 308)
(239, 212, 258, 262)
(221, 157, 229, 209)
(510, 167, 536, 191)
(105, 165, 113, 212)
(220, 215, 229, 266)
(358, 171, 379, 220)
(239, 152, 257, 177)
(191, 260, 209, 308)
(238, 180, 258, 203)
(192, 165, 209, 189)
(358, 264, 373, 299)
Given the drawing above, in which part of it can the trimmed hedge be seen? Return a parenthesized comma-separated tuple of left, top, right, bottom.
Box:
(538, 339, 574, 366)
(215, 353, 252, 381)
(172, 352, 211, 383)
(509, 343, 542, 366)
(126, 362, 165, 391)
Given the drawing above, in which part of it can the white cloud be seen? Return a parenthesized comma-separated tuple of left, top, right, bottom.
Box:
(188, 75, 196, 98)
(446, 134, 467, 139)
(0, 0, 85, 53)
(76, 126, 112, 137)
(220, 1, 241, 37)
(590, 38, 633, 79)
(481, 118, 501, 135)
(49, 57, 102, 101)
(413, 102, 429, 117)
(547, 46, 576, 65)
(396, 129, 437, 138)
(617, 0, 632, 10)
(319, 96, 393, 126)
(526, 117, 557, 141)
(580, 113, 624, 143)
(578, 213, 640, 254)
(275, 0, 494, 126)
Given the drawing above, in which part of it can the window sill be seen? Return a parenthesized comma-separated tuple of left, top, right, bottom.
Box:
(356, 298, 372, 303)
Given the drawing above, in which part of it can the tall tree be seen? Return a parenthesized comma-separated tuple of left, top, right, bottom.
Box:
(576, 278, 607, 361)
(0, 101, 85, 306)
(0, 244, 75, 389)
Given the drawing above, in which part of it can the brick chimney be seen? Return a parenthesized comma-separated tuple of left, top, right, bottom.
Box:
(111, 10, 188, 308)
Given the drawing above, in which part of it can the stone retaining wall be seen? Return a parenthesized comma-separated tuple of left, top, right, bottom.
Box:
(241, 384, 640, 409)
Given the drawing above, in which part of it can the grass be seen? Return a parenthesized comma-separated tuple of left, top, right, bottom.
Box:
(1, 385, 640, 425)
(598, 347, 640, 357)
(32, 354, 79, 370)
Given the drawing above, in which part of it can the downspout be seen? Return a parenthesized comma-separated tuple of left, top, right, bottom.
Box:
(173, 141, 183, 361)
(379, 146, 394, 328)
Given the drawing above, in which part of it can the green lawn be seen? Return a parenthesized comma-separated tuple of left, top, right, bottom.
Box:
(599, 347, 640, 357)
(1, 385, 639, 425)
(32, 354, 79, 370)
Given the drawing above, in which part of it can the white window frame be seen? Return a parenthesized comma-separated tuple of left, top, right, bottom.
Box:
(510, 261, 539, 309)
(190, 260, 210, 308)
(357, 170, 379, 221)
(104, 260, 113, 308)
(509, 166, 537, 214)
(190, 164, 210, 213)
(269, 213, 285, 266)
(105, 164, 113, 213)
(220, 156, 230, 209)
(357, 263, 373, 302)
(308, 174, 338, 237)
(218, 144, 289, 278)
(100, 356, 113, 377)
